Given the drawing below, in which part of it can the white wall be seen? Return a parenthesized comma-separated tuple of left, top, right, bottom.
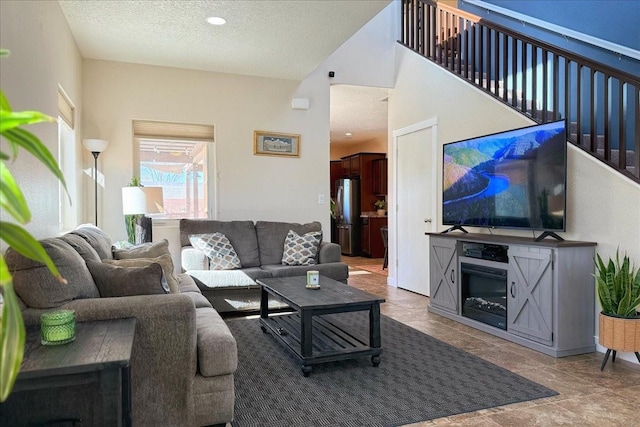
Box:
(0, 0, 83, 241)
(389, 46, 640, 363)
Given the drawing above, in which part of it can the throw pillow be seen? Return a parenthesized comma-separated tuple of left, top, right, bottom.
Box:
(189, 233, 242, 270)
(103, 254, 179, 294)
(281, 229, 322, 266)
(86, 261, 168, 297)
(113, 239, 170, 260)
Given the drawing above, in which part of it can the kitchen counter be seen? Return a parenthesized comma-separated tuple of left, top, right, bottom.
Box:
(361, 211, 387, 218)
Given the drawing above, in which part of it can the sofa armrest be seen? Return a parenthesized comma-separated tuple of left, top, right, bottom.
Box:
(21, 294, 197, 427)
(181, 246, 208, 272)
(318, 241, 341, 263)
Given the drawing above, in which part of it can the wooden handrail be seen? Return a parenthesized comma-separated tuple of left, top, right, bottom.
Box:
(400, 0, 639, 183)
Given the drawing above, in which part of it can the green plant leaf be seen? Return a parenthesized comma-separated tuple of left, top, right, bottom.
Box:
(0, 161, 31, 223)
(0, 257, 26, 402)
(0, 108, 55, 133)
(0, 222, 66, 284)
(2, 127, 67, 192)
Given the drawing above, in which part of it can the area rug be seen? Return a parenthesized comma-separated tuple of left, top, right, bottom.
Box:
(226, 312, 557, 427)
(354, 264, 388, 276)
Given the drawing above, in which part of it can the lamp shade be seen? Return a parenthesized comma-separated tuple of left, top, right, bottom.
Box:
(82, 138, 109, 153)
(122, 186, 164, 215)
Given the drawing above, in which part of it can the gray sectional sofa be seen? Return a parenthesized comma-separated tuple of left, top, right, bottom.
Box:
(2, 226, 236, 427)
(179, 219, 349, 312)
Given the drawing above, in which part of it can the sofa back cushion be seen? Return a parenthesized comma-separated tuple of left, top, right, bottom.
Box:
(5, 238, 100, 309)
(255, 221, 322, 266)
(60, 233, 102, 263)
(69, 225, 113, 260)
(179, 219, 260, 268)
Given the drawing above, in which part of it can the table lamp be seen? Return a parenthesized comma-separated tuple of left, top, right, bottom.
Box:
(122, 186, 164, 244)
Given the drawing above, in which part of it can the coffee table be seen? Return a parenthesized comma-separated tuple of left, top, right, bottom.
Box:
(257, 275, 385, 376)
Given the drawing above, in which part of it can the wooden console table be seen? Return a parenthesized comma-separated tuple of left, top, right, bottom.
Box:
(8, 318, 136, 426)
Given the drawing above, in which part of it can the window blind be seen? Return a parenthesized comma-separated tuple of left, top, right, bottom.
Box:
(57, 88, 75, 129)
(132, 119, 215, 142)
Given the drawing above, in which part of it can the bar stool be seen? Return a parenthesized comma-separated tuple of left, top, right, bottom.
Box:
(380, 226, 388, 270)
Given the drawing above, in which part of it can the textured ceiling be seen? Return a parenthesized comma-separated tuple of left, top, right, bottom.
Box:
(58, 0, 390, 80)
(330, 85, 389, 144)
(58, 0, 392, 146)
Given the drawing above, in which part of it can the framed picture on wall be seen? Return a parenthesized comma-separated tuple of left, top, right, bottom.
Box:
(253, 131, 300, 157)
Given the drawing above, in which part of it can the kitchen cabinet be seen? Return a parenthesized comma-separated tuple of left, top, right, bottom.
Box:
(339, 153, 385, 212)
(330, 160, 343, 197)
(361, 216, 387, 258)
(372, 158, 388, 195)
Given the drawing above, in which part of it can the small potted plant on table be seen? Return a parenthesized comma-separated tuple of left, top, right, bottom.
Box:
(374, 199, 387, 216)
(595, 248, 640, 370)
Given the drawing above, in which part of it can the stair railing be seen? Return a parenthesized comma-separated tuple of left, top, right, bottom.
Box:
(400, 0, 639, 183)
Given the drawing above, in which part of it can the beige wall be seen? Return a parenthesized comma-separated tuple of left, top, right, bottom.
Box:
(0, 0, 83, 242)
(389, 46, 640, 363)
(83, 60, 332, 241)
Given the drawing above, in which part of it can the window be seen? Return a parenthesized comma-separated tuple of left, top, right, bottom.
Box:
(133, 120, 214, 219)
(58, 86, 78, 232)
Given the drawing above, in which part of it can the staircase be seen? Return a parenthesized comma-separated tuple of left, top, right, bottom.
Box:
(400, 0, 639, 183)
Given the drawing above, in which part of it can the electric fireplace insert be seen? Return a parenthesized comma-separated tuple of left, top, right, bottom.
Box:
(461, 262, 508, 330)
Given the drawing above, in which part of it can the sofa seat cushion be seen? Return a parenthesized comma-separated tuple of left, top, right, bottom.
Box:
(185, 291, 213, 309)
(238, 267, 274, 281)
(86, 261, 169, 297)
(6, 238, 100, 308)
(180, 219, 260, 268)
(195, 308, 238, 377)
(178, 273, 202, 294)
(261, 262, 349, 282)
(187, 270, 256, 289)
(255, 221, 322, 266)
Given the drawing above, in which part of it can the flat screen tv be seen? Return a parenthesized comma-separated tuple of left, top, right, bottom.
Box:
(442, 120, 567, 239)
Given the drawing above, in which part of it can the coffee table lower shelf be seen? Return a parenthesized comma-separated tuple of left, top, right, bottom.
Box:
(260, 313, 381, 376)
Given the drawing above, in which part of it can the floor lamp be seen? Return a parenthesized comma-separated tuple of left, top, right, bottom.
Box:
(82, 139, 109, 226)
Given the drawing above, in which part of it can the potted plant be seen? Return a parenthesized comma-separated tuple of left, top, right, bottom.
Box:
(1, 49, 68, 400)
(374, 199, 387, 216)
(594, 248, 640, 369)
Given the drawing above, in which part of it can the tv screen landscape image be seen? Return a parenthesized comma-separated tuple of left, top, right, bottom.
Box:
(442, 120, 567, 232)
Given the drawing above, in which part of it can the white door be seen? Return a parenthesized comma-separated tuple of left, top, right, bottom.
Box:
(394, 119, 437, 296)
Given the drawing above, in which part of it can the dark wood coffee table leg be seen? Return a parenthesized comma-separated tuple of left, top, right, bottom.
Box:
(369, 302, 382, 367)
(300, 310, 314, 376)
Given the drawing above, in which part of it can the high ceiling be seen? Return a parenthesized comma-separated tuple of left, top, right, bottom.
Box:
(57, 0, 392, 147)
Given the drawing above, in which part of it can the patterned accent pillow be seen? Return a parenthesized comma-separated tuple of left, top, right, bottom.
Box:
(281, 229, 322, 266)
(189, 233, 242, 270)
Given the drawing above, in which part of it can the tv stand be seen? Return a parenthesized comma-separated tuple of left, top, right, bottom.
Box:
(441, 225, 468, 234)
(535, 231, 564, 242)
(427, 232, 597, 357)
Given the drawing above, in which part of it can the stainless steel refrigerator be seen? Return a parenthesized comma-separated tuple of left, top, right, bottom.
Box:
(335, 178, 360, 255)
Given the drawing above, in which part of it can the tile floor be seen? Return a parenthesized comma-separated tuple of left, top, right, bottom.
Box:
(344, 256, 640, 426)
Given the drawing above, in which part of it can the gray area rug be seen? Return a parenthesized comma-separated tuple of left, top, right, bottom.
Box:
(226, 312, 557, 427)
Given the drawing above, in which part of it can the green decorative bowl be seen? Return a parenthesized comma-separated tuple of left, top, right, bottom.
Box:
(40, 310, 76, 345)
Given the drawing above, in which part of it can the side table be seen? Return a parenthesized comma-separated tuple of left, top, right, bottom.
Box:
(5, 318, 136, 427)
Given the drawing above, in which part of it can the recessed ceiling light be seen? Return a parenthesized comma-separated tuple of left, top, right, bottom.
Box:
(345, 132, 352, 137)
(206, 16, 226, 26)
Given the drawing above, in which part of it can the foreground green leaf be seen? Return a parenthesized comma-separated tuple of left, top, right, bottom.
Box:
(0, 257, 26, 402)
(0, 222, 65, 284)
(0, 161, 31, 223)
